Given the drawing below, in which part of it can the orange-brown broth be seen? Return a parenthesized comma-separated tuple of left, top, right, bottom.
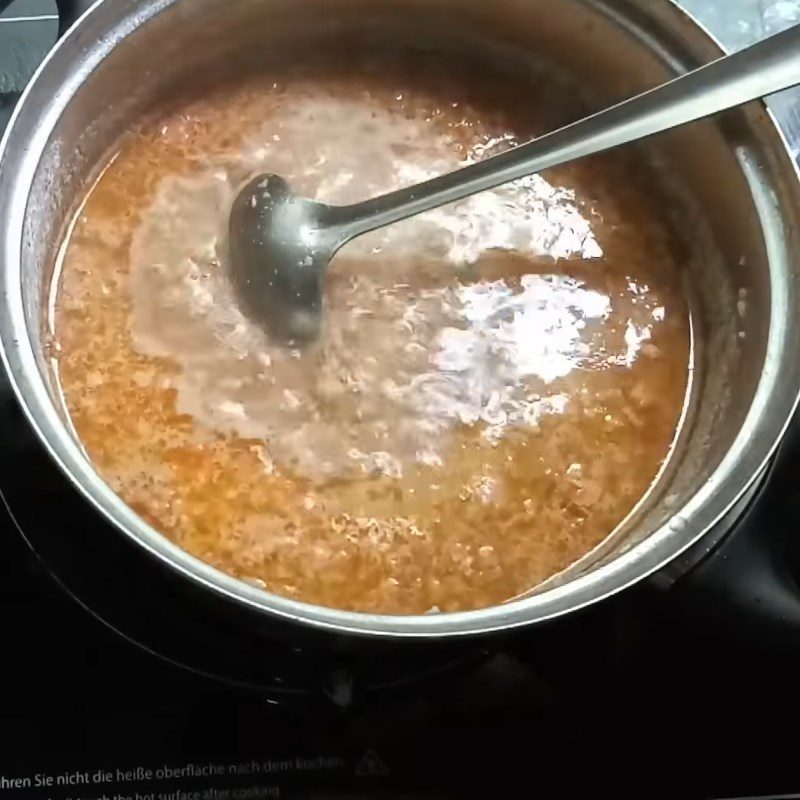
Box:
(50, 58, 691, 613)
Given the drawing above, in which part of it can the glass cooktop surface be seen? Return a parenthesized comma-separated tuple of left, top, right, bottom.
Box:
(2, 2, 800, 799)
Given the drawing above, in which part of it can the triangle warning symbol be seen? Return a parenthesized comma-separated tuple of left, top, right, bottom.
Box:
(356, 748, 389, 777)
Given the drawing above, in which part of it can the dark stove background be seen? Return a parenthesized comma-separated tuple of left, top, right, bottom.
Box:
(3, 2, 800, 798)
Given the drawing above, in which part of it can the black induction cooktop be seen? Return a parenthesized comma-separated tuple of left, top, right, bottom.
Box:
(3, 3, 800, 799)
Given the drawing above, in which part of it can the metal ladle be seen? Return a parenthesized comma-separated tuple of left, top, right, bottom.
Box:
(229, 24, 800, 343)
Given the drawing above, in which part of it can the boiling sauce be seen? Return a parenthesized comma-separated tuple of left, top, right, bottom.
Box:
(50, 56, 691, 613)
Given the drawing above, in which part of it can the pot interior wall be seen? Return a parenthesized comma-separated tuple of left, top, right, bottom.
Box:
(16, 0, 782, 586)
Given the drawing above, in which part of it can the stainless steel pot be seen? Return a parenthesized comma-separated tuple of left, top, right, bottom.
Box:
(2, 0, 800, 639)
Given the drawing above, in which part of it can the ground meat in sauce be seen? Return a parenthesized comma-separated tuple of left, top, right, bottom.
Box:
(49, 54, 691, 613)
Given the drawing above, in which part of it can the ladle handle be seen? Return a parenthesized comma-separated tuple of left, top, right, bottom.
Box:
(335, 23, 800, 238)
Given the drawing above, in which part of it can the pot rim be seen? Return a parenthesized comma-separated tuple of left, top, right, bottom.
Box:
(1, 0, 799, 638)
